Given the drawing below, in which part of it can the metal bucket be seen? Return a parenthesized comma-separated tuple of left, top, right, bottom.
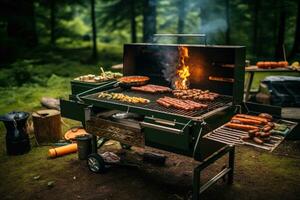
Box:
(76, 134, 92, 160)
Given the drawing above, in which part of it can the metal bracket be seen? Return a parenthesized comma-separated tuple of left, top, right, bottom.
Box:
(153, 33, 207, 45)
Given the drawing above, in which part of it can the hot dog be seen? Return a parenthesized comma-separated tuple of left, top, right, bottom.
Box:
(263, 125, 272, 132)
(253, 137, 264, 144)
(235, 114, 268, 124)
(225, 123, 259, 131)
(231, 117, 263, 125)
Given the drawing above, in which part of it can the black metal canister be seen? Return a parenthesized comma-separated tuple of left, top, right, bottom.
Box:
(76, 134, 92, 160)
(0, 111, 31, 155)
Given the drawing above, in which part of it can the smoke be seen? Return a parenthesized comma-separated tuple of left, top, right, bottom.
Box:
(157, 0, 228, 44)
(161, 49, 178, 84)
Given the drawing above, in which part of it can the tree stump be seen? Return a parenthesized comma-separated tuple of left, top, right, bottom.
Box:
(32, 109, 62, 144)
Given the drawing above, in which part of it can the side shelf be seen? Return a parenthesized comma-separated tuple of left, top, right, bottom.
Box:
(60, 99, 89, 123)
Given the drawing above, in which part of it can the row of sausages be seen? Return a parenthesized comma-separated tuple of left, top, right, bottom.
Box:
(224, 113, 274, 144)
(156, 97, 208, 111)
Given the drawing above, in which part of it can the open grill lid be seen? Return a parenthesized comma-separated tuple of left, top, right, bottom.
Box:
(123, 43, 246, 105)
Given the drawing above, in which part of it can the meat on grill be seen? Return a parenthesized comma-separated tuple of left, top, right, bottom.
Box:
(172, 89, 219, 101)
(157, 96, 208, 111)
(131, 84, 172, 93)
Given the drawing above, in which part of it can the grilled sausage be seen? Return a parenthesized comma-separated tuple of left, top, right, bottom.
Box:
(225, 123, 259, 131)
(253, 137, 264, 144)
(263, 125, 272, 132)
(241, 135, 251, 141)
(267, 122, 275, 128)
(260, 132, 271, 138)
(248, 129, 259, 138)
(156, 99, 171, 108)
(258, 113, 273, 121)
(235, 114, 268, 124)
(232, 117, 263, 125)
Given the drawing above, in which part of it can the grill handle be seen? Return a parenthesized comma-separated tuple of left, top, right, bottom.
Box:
(153, 34, 207, 45)
(140, 122, 183, 134)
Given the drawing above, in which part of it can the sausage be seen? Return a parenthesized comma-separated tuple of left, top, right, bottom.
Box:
(253, 137, 264, 144)
(267, 122, 275, 128)
(231, 117, 263, 125)
(156, 99, 171, 107)
(263, 125, 272, 132)
(258, 113, 273, 121)
(260, 132, 271, 138)
(235, 114, 268, 124)
(225, 123, 259, 131)
(241, 135, 251, 141)
(248, 129, 258, 138)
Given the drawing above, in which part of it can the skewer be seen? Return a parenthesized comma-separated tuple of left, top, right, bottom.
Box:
(282, 44, 287, 61)
(100, 67, 106, 78)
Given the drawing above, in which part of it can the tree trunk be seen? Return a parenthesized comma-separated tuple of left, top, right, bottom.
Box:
(275, 1, 286, 60)
(130, 0, 137, 43)
(91, 0, 98, 58)
(177, 0, 186, 43)
(290, 0, 300, 59)
(143, 0, 157, 43)
(50, 0, 56, 46)
(6, 0, 38, 47)
(252, 0, 260, 57)
(225, 0, 230, 45)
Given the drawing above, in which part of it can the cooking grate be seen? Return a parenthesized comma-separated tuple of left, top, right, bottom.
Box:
(83, 87, 233, 118)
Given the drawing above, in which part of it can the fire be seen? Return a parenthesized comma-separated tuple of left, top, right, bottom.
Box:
(175, 46, 190, 90)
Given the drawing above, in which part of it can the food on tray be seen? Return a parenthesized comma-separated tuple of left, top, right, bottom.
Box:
(258, 113, 273, 121)
(228, 112, 277, 145)
(231, 116, 264, 125)
(131, 84, 172, 93)
(256, 61, 288, 69)
(74, 70, 122, 83)
(156, 96, 207, 111)
(118, 76, 150, 83)
(97, 92, 150, 104)
(234, 114, 269, 124)
(224, 123, 259, 131)
(172, 89, 219, 101)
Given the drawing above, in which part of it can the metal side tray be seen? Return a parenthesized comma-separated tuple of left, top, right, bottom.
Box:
(203, 102, 298, 152)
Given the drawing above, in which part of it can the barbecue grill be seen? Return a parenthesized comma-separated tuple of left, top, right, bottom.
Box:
(60, 38, 297, 200)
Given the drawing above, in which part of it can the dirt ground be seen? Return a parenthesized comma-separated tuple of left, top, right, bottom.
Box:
(1, 137, 300, 200)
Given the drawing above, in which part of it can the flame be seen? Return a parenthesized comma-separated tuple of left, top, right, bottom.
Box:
(175, 46, 190, 90)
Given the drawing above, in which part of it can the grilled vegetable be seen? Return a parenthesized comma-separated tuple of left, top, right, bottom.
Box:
(97, 92, 150, 104)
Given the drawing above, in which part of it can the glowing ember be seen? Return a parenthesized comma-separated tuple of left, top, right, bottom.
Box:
(175, 46, 190, 90)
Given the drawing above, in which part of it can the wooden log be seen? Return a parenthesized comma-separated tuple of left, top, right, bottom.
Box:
(32, 109, 62, 143)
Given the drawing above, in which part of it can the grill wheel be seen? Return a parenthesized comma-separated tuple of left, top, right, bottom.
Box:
(87, 153, 106, 173)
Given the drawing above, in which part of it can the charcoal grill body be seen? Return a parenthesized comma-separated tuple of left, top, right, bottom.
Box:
(61, 43, 247, 199)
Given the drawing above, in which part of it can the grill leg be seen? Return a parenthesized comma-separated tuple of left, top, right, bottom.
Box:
(91, 135, 97, 154)
(228, 146, 235, 185)
(193, 166, 201, 200)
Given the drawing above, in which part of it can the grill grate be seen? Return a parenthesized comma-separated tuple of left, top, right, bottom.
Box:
(83, 87, 233, 118)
